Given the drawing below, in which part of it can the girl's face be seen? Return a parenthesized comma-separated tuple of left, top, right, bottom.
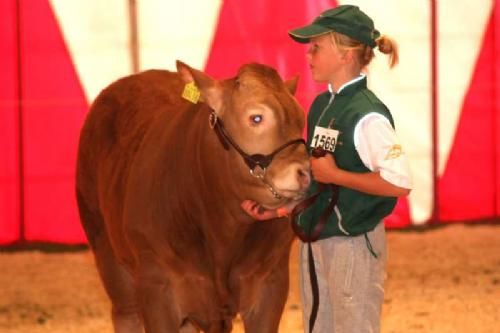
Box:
(306, 33, 345, 83)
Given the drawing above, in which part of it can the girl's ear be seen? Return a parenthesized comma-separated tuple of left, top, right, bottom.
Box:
(341, 49, 355, 64)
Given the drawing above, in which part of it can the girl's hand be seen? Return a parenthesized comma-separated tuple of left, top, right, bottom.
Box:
(310, 154, 340, 184)
(240, 200, 278, 221)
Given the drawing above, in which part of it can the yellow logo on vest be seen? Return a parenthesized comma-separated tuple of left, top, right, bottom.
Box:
(385, 144, 403, 160)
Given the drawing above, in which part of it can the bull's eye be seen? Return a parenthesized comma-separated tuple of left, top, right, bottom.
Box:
(250, 115, 263, 124)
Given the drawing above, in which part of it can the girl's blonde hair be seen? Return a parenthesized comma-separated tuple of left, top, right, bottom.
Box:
(330, 31, 399, 69)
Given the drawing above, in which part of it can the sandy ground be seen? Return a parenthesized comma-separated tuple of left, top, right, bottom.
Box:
(0, 223, 499, 333)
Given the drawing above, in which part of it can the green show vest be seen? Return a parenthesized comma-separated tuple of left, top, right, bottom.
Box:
(295, 76, 397, 239)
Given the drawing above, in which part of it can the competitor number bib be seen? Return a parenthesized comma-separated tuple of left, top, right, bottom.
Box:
(311, 126, 339, 153)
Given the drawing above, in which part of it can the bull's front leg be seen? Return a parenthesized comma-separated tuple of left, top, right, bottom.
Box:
(136, 252, 181, 333)
(211, 265, 236, 333)
(238, 252, 291, 333)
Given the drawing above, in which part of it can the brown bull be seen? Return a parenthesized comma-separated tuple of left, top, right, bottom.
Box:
(76, 61, 310, 333)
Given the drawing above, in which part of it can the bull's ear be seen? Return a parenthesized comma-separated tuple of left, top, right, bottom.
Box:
(176, 60, 223, 113)
(284, 75, 299, 95)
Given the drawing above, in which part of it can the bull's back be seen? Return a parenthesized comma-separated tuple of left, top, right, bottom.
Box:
(76, 70, 187, 243)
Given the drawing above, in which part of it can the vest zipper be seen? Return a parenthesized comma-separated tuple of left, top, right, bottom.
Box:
(321, 95, 348, 235)
(316, 93, 335, 127)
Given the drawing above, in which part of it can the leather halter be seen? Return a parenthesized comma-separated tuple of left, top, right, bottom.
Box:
(209, 111, 306, 178)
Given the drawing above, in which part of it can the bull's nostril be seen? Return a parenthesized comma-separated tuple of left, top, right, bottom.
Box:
(297, 168, 311, 187)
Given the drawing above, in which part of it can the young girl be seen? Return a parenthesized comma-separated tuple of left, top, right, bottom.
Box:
(241, 4, 412, 333)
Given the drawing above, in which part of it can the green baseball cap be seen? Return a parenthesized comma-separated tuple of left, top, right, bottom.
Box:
(288, 5, 380, 48)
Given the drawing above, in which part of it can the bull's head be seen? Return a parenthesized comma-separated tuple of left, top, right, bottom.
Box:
(176, 61, 310, 209)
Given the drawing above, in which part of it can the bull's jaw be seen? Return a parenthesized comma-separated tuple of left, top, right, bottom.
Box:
(259, 173, 310, 209)
(259, 190, 307, 210)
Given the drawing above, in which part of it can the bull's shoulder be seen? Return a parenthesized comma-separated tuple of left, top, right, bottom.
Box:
(80, 69, 192, 175)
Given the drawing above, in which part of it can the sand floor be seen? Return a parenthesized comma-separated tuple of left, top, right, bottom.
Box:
(0, 223, 499, 333)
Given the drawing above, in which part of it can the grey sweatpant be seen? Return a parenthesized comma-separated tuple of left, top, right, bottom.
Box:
(299, 222, 387, 333)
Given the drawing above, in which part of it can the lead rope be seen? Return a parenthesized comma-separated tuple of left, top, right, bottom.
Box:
(289, 147, 339, 333)
(306, 242, 318, 333)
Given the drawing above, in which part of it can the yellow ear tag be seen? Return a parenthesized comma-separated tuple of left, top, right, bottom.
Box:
(182, 82, 201, 104)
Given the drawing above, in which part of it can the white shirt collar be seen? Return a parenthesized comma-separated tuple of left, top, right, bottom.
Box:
(328, 73, 366, 94)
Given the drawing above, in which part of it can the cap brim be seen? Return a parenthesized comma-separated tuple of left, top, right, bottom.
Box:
(288, 24, 332, 43)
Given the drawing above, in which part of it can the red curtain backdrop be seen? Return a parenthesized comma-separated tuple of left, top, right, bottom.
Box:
(1, 0, 88, 244)
(0, 0, 499, 245)
(439, 8, 500, 221)
(0, 0, 20, 244)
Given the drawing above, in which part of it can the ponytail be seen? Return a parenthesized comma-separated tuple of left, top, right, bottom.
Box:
(375, 35, 399, 68)
(330, 31, 399, 69)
